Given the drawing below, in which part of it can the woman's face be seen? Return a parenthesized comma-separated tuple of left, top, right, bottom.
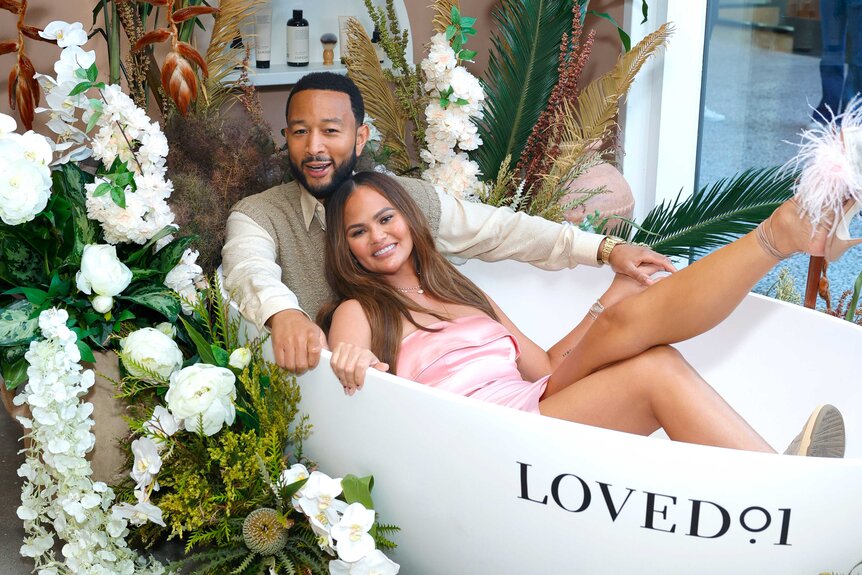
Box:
(343, 185, 415, 279)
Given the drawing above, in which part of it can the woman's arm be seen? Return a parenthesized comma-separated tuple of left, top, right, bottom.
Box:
(486, 297, 552, 382)
(327, 300, 389, 395)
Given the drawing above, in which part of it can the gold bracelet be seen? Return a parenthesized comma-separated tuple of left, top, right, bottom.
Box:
(600, 236, 626, 265)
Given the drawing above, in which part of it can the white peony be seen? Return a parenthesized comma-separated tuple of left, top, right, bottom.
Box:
(329, 549, 400, 575)
(75, 244, 133, 299)
(165, 364, 236, 436)
(120, 327, 183, 379)
(228, 347, 252, 370)
(0, 159, 52, 225)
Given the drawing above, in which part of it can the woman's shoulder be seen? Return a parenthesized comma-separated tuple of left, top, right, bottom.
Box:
(332, 299, 367, 322)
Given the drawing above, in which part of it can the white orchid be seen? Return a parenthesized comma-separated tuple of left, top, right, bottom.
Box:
(130, 438, 162, 490)
(54, 46, 96, 85)
(143, 405, 180, 440)
(330, 503, 377, 563)
(39, 21, 88, 48)
(297, 471, 347, 527)
(111, 490, 166, 527)
(329, 549, 400, 575)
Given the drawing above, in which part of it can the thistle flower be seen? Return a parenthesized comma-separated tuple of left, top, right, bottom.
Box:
(242, 507, 289, 556)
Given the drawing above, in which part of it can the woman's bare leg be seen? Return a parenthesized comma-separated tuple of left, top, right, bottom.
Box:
(547, 200, 826, 393)
(540, 346, 774, 452)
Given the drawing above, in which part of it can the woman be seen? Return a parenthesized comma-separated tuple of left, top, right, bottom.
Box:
(319, 168, 859, 456)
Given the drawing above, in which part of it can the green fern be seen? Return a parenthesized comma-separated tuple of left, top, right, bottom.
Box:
(473, 0, 574, 182)
(615, 167, 797, 259)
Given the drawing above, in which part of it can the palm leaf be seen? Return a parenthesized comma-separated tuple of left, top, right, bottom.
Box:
(432, 0, 459, 34)
(345, 18, 412, 173)
(203, 0, 264, 110)
(473, 0, 574, 182)
(615, 167, 797, 259)
(560, 22, 671, 158)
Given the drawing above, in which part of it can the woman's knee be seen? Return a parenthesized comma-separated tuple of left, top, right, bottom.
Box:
(630, 346, 695, 392)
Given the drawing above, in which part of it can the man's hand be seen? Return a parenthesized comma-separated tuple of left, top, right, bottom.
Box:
(607, 243, 675, 286)
(266, 309, 328, 373)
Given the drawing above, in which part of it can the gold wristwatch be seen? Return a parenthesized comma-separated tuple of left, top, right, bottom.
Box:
(599, 236, 626, 265)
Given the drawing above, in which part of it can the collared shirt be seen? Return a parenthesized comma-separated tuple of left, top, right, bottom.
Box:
(222, 183, 606, 331)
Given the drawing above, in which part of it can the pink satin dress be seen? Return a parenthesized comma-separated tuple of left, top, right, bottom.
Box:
(396, 315, 549, 414)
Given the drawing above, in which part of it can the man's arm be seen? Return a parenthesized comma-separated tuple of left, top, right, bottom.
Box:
(434, 191, 674, 282)
(222, 211, 325, 372)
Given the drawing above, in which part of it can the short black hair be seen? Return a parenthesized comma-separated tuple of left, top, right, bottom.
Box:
(285, 72, 365, 127)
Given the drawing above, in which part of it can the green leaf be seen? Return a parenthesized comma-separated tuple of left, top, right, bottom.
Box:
(642, 0, 649, 24)
(341, 474, 375, 509)
(4, 287, 48, 306)
(75, 68, 89, 80)
(93, 182, 112, 197)
(618, 167, 796, 259)
(88, 98, 103, 112)
(116, 309, 135, 322)
(2, 355, 28, 390)
(460, 49, 477, 60)
(110, 186, 127, 209)
(86, 110, 103, 133)
(845, 270, 862, 322)
(460, 16, 477, 28)
(445, 25, 456, 40)
(69, 81, 92, 96)
(47, 273, 71, 298)
(76, 338, 96, 363)
(86, 62, 98, 82)
(455, 98, 470, 106)
(120, 286, 180, 321)
(179, 317, 216, 365)
(463, 26, 477, 36)
(0, 300, 38, 346)
(473, 0, 573, 182)
(211, 344, 229, 367)
(450, 5, 459, 22)
(587, 10, 630, 52)
(130, 268, 163, 281)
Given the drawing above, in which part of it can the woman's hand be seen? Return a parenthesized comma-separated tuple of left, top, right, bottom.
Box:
(330, 342, 390, 396)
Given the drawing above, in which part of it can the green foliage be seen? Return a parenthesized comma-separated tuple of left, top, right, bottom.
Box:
(613, 167, 796, 259)
(474, 0, 574, 183)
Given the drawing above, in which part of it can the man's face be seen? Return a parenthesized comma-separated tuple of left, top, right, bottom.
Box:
(285, 89, 370, 199)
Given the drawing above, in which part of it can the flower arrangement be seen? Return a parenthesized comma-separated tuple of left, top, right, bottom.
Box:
(1, 16, 399, 575)
(419, 7, 485, 200)
(114, 282, 399, 574)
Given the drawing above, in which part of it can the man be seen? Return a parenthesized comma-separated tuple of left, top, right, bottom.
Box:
(222, 72, 673, 373)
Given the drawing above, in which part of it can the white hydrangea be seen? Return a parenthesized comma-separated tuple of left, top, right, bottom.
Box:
(419, 33, 485, 199)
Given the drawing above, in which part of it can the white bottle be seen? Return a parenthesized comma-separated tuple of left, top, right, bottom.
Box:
(287, 9, 309, 67)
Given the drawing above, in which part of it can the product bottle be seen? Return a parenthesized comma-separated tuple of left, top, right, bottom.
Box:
(254, 4, 272, 69)
(287, 10, 309, 67)
(371, 25, 385, 64)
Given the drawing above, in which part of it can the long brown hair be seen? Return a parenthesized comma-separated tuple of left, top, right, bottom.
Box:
(318, 171, 499, 373)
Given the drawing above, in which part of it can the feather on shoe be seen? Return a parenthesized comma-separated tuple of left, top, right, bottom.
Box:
(785, 97, 862, 227)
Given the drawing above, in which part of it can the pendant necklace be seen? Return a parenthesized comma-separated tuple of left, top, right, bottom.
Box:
(396, 285, 424, 295)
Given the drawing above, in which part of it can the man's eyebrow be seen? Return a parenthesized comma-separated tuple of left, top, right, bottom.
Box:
(287, 117, 344, 128)
(346, 207, 394, 230)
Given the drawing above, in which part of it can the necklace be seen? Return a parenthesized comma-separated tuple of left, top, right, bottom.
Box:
(395, 285, 424, 294)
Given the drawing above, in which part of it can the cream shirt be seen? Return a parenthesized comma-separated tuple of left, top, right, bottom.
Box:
(222, 186, 606, 330)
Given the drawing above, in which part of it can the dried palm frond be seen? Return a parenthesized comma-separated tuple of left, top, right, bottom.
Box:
(204, 0, 263, 111)
(432, 0, 459, 34)
(345, 18, 411, 173)
(542, 22, 671, 195)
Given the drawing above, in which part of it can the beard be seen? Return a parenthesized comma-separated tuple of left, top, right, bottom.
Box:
(288, 149, 359, 200)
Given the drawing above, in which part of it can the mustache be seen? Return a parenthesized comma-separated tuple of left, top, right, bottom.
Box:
(302, 155, 333, 165)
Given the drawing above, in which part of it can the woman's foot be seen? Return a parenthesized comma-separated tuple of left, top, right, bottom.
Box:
(756, 197, 862, 262)
(783, 404, 845, 457)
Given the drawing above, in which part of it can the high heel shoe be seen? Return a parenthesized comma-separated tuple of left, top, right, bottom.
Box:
(781, 97, 862, 261)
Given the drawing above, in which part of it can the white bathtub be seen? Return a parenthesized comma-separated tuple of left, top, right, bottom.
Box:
(234, 259, 862, 575)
